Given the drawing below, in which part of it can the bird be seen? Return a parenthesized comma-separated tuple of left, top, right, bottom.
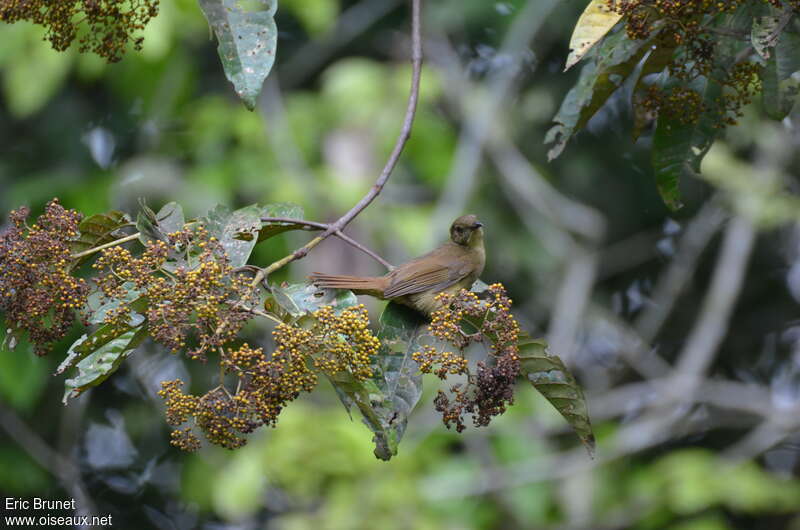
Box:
(309, 214, 485, 316)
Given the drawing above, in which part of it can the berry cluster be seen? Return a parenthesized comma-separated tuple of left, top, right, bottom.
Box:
(0, 199, 88, 355)
(0, 0, 159, 62)
(93, 227, 256, 360)
(607, 0, 779, 126)
(160, 305, 381, 451)
(419, 284, 521, 432)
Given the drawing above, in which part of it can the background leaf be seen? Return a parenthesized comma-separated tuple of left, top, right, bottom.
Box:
(197, 0, 278, 110)
(518, 335, 595, 456)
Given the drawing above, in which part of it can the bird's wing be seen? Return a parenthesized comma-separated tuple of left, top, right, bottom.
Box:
(383, 249, 472, 298)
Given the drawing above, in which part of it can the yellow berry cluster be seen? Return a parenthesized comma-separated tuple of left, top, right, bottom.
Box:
(412, 345, 468, 379)
(93, 227, 256, 360)
(0, 0, 159, 62)
(0, 199, 89, 355)
(307, 305, 380, 380)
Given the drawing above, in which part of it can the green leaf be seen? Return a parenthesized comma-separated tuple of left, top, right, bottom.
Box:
(198, 0, 278, 110)
(270, 283, 358, 319)
(652, 77, 722, 210)
(69, 210, 131, 263)
(136, 201, 185, 246)
(564, 0, 623, 71)
(256, 202, 306, 242)
(59, 295, 148, 376)
(85, 283, 146, 325)
(330, 302, 425, 461)
(201, 204, 262, 268)
(547, 29, 655, 160)
(518, 335, 595, 456)
(62, 326, 147, 404)
(762, 31, 800, 120)
(631, 43, 677, 140)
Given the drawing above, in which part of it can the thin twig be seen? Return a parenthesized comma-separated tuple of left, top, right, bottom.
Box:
(69, 232, 140, 260)
(247, 0, 423, 289)
(261, 216, 393, 270)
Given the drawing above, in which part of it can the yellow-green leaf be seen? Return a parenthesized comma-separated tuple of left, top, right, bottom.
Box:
(565, 0, 623, 71)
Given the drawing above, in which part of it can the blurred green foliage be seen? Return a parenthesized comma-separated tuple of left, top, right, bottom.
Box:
(2, 0, 800, 528)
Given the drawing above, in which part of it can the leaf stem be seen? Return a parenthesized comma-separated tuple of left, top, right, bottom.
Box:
(70, 232, 140, 260)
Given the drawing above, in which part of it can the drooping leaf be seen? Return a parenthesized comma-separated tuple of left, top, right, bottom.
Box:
(762, 31, 800, 120)
(62, 326, 147, 404)
(198, 0, 279, 110)
(256, 202, 305, 242)
(136, 201, 185, 247)
(85, 282, 144, 325)
(547, 29, 656, 160)
(69, 210, 132, 262)
(201, 204, 262, 268)
(751, 13, 783, 60)
(565, 0, 623, 71)
(518, 335, 595, 456)
(329, 302, 425, 461)
(652, 76, 722, 211)
(58, 296, 148, 376)
(270, 283, 358, 319)
(631, 42, 677, 140)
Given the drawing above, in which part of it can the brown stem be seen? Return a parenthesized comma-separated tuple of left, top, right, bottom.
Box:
(260, 216, 393, 270)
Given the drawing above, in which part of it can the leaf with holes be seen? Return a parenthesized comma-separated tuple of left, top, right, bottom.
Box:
(270, 283, 358, 319)
(62, 325, 148, 404)
(202, 204, 262, 268)
(518, 335, 595, 456)
(256, 202, 305, 242)
(58, 295, 148, 377)
(198, 0, 278, 110)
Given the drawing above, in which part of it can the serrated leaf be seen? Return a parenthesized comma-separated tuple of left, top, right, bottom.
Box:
(257, 202, 306, 241)
(202, 204, 262, 268)
(329, 302, 425, 460)
(518, 335, 595, 456)
(547, 29, 655, 160)
(62, 326, 147, 404)
(565, 0, 623, 71)
(198, 0, 278, 110)
(271, 283, 358, 318)
(69, 210, 131, 262)
(136, 202, 185, 247)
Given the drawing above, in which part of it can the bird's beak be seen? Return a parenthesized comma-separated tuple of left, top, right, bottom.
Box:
(474, 222, 483, 228)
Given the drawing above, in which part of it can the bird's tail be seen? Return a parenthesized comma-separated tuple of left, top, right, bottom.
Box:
(309, 273, 386, 297)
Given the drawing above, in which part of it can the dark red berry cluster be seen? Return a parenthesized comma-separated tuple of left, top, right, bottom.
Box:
(0, 199, 88, 355)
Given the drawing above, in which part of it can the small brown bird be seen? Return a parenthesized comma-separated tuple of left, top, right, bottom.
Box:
(310, 214, 485, 316)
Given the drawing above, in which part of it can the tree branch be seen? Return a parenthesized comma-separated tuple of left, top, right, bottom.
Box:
(260, 216, 393, 270)
(248, 0, 422, 288)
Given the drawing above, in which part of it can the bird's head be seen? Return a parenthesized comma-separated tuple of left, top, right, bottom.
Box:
(450, 214, 484, 246)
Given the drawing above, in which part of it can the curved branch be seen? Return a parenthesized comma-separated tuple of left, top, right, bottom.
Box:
(260, 216, 393, 270)
(248, 0, 422, 288)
